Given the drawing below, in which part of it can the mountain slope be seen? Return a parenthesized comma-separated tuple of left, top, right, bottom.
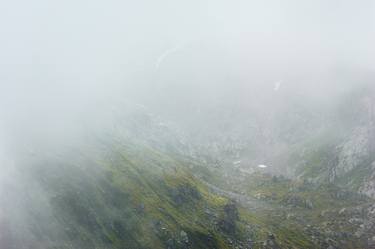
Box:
(1, 135, 242, 249)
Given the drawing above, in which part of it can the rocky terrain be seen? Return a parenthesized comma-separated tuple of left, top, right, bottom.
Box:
(1, 84, 375, 249)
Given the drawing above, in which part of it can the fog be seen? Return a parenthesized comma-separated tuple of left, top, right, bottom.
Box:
(1, 1, 374, 131)
(0, 1, 374, 247)
(0, 0, 373, 163)
(0, 0, 374, 181)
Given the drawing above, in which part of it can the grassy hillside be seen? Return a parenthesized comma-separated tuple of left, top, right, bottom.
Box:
(15, 138, 244, 249)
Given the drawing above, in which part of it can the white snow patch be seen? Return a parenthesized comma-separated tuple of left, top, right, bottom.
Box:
(233, 161, 241, 165)
(257, 164, 268, 168)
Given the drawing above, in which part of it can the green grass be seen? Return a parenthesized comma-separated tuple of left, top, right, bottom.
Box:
(29, 138, 241, 249)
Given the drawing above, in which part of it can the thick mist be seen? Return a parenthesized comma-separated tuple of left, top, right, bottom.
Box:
(0, 0, 373, 185)
(0, 1, 373, 192)
(0, 1, 374, 248)
(1, 0, 374, 139)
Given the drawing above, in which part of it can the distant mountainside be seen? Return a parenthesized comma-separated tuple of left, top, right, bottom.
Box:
(1, 84, 375, 249)
(166, 83, 375, 199)
(282, 85, 375, 198)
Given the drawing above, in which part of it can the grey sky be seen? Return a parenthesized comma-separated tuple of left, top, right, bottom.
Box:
(0, 0, 374, 149)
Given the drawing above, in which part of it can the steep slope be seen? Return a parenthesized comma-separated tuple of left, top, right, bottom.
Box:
(166, 83, 375, 199)
(2, 85, 375, 249)
(288, 85, 375, 198)
(1, 134, 242, 249)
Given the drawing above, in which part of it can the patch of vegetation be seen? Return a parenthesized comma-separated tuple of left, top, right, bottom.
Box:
(28, 139, 245, 249)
